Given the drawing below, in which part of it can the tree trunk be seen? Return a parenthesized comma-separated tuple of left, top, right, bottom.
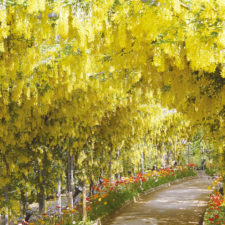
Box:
(20, 191, 25, 216)
(57, 178, 62, 214)
(82, 183, 87, 221)
(38, 188, 46, 214)
(25, 192, 29, 212)
(109, 144, 112, 185)
(141, 150, 144, 174)
(133, 165, 136, 177)
(89, 179, 94, 196)
(202, 148, 205, 170)
(100, 168, 104, 179)
(163, 143, 166, 168)
(117, 148, 121, 180)
(4, 186, 8, 225)
(174, 142, 177, 162)
(187, 144, 190, 169)
(19, 200, 23, 217)
(21, 190, 29, 215)
(67, 153, 73, 209)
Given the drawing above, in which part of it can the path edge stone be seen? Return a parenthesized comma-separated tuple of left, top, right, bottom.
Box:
(93, 174, 198, 225)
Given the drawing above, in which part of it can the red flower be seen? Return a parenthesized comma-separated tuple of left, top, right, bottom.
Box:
(214, 214, 219, 219)
(102, 178, 109, 183)
(209, 218, 214, 221)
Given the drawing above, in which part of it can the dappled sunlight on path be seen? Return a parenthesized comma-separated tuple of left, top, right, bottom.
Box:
(107, 173, 212, 225)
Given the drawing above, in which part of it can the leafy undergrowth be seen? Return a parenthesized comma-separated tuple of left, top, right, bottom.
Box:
(205, 165, 218, 177)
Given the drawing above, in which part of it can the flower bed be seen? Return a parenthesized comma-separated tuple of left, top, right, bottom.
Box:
(88, 167, 196, 221)
(203, 177, 225, 225)
(28, 167, 196, 225)
(204, 191, 225, 225)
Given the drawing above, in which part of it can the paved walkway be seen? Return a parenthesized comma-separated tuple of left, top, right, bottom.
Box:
(107, 172, 212, 225)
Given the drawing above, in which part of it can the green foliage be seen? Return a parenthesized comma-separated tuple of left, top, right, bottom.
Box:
(205, 167, 218, 176)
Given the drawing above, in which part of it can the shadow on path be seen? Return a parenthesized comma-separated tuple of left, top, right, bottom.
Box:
(107, 172, 212, 225)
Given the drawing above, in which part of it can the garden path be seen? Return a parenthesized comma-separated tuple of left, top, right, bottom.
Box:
(106, 172, 212, 225)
